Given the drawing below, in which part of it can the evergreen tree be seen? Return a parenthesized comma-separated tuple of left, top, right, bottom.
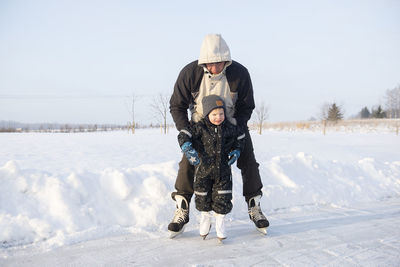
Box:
(327, 103, 343, 122)
(360, 107, 371, 119)
(371, 105, 386, 118)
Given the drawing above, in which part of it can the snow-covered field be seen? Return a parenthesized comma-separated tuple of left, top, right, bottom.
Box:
(1, 128, 399, 266)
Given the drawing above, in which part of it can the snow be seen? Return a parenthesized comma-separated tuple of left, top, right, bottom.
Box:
(1, 129, 400, 266)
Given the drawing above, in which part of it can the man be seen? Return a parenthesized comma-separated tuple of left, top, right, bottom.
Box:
(168, 34, 269, 238)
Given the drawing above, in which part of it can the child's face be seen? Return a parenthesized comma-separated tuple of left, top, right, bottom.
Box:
(208, 108, 225, 125)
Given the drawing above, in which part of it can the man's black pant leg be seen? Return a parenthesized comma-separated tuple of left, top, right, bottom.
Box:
(171, 154, 194, 202)
(236, 128, 263, 201)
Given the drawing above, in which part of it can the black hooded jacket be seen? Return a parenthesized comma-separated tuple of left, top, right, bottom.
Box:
(170, 60, 255, 131)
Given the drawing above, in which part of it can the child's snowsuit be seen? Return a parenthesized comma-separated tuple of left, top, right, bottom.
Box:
(178, 119, 245, 214)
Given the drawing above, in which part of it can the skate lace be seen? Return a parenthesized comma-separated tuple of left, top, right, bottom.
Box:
(172, 208, 187, 224)
(249, 206, 266, 222)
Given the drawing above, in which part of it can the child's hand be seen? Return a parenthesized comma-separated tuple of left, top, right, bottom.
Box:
(181, 142, 200, 166)
(228, 150, 240, 166)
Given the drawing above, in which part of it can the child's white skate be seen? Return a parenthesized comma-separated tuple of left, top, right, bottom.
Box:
(215, 213, 227, 244)
(199, 211, 212, 239)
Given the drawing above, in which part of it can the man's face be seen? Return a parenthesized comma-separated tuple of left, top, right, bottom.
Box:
(208, 108, 225, 125)
(206, 61, 226, 75)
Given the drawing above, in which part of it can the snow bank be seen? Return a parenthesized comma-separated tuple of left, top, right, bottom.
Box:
(0, 160, 175, 248)
(0, 130, 399, 249)
(261, 153, 400, 210)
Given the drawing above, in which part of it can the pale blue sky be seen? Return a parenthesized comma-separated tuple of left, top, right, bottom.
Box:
(1, 0, 399, 125)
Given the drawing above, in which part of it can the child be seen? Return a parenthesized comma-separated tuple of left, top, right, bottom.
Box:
(177, 95, 245, 241)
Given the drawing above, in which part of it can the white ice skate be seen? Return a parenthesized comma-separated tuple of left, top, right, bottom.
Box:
(199, 211, 212, 240)
(215, 213, 227, 243)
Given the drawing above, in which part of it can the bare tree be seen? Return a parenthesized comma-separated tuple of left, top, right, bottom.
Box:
(254, 102, 269, 135)
(127, 94, 137, 134)
(385, 85, 400, 118)
(319, 102, 331, 121)
(150, 93, 170, 134)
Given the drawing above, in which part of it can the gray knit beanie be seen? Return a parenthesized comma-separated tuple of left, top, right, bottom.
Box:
(202, 95, 225, 117)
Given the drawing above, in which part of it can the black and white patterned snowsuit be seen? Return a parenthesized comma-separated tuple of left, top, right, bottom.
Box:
(178, 119, 245, 214)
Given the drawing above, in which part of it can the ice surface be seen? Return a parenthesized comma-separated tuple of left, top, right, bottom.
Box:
(0, 129, 399, 266)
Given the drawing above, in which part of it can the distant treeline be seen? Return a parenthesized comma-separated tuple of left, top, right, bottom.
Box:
(0, 121, 174, 133)
(249, 118, 400, 135)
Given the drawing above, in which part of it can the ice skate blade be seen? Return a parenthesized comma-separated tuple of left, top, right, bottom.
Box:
(200, 234, 208, 240)
(169, 225, 186, 239)
(217, 237, 226, 244)
(256, 227, 267, 235)
(200, 224, 211, 240)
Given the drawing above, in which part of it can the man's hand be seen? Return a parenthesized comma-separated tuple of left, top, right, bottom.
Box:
(181, 142, 200, 166)
(228, 150, 240, 166)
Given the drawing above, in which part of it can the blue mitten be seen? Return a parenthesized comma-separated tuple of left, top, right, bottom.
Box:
(181, 142, 200, 166)
(228, 149, 240, 166)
